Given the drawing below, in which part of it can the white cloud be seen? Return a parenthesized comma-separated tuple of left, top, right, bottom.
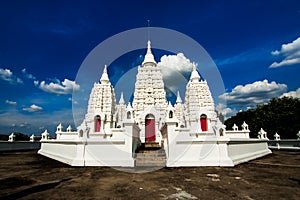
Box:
(0, 67, 23, 84)
(219, 80, 287, 107)
(22, 104, 43, 112)
(158, 53, 194, 93)
(5, 100, 17, 105)
(21, 68, 36, 80)
(216, 103, 237, 119)
(270, 37, 300, 68)
(158, 53, 194, 77)
(68, 97, 78, 104)
(281, 88, 300, 98)
(19, 122, 30, 127)
(37, 78, 80, 95)
(0, 106, 75, 135)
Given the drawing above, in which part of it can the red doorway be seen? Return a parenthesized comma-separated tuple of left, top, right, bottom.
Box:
(200, 114, 207, 131)
(145, 114, 155, 141)
(95, 115, 101, 132)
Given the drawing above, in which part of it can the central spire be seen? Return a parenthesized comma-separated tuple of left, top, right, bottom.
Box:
(100, 65, 109, 83)
(142, 40, 157, 66)
(190, 63, 200, 82)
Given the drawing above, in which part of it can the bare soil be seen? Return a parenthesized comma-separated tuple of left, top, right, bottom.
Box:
(0, 150, 300, 199)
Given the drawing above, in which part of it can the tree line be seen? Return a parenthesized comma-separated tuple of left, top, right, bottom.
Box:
(225, 97, 300, 139)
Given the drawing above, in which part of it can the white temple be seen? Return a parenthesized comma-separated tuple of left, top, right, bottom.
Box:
(39, 40, 271, 167)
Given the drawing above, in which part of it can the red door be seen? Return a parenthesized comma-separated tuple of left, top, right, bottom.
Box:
(95, 116, 101, 132)
(145, 118, 155, 141)
(200, 114, 207, 131)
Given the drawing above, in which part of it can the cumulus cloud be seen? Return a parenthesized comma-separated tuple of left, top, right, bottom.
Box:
(158, 53, 194, 77)
(158, 53, 194, 93)
(219, 80, 287, 107)
(0, 67, 23, 84)
(21, 68, 36, 80)
(270, 37, 300, 68)
(36, 78, 80, 95)
(281, 88, 300, 98)
(22, 104, 43, 112)
(5, 100, 17, 105)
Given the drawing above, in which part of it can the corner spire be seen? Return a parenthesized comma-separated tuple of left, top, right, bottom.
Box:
(100, 65, 109, 83)
(176, 91, 182, 103)
(119, 92, 125, 105)
(142, 40, 157, 66)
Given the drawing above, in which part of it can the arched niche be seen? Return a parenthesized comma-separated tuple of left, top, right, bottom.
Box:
(127, 111, 131, 119)
(169, 110, 173, 118)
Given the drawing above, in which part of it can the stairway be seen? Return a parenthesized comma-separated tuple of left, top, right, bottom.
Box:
(135, 142, 166, 167)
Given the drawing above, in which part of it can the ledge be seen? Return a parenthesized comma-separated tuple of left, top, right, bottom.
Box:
(228, 138, 269, 144)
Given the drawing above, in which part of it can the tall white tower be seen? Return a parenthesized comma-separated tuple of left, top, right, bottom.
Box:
(132, 41, 168, 124)
(132, 41, 168, 143)
(82, 65, 117, 131)
(184, 64, 216, 132)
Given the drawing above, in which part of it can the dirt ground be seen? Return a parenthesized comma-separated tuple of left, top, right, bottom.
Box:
(0, 150, 299, 200)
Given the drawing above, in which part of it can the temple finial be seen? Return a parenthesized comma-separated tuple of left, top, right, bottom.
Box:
(100, 65, 109, 83)
(142, 40, 156, 66)
(190, 63, 200, 82)
(147, 40, 152, 54)
(192, 62, 197, 71)
(147, 19, 150, 40)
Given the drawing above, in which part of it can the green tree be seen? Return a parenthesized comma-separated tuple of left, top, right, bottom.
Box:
(225, 97, 300, 139)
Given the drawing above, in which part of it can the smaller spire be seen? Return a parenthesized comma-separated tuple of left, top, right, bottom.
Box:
(100, 65, 109, 83)
(127, 102, 132, 110)
(119, 92, 125, 105)
(176, 91, 182, 103)
(67, 125, 72, 132)
(190, 63, 200, 82)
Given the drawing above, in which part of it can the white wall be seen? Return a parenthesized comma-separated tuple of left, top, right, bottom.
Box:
(227, 139, 272, 165)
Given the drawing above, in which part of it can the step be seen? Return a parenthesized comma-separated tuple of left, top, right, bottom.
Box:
(135, 159, 166, 166)
(135, 162, 166, 167)
(135, 147, 167, 167)
(135, 153, 166, 158)
(135, 157, 166, 161)
(144, 142, 161, 149)
(136, 150, 165, 155)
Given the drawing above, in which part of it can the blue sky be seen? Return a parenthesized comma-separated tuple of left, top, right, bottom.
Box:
(0, 0, 299, 135)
